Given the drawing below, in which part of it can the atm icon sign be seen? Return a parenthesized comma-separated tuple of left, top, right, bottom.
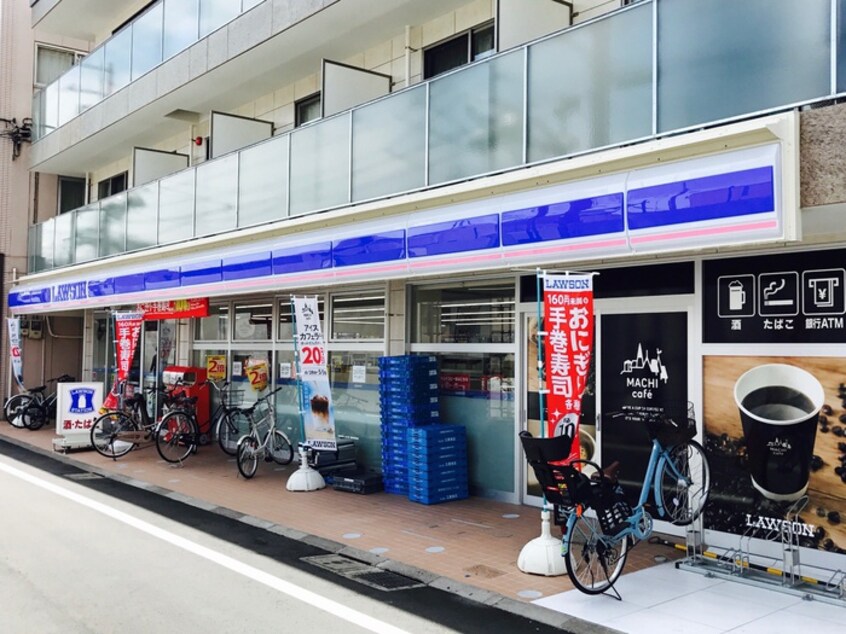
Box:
(803, 269, 846, 315)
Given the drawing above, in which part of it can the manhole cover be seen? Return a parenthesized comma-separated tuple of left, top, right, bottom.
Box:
(64, 472, 104, 481)
(302, 554, 424, 592)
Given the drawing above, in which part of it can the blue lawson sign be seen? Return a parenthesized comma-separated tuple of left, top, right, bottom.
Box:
(11, 144, 783, 313)
(703, 248, 846, 344)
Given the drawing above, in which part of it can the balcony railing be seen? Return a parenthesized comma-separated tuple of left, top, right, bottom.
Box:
(27, 0, 846, 274)
(31, 0, 263, 140)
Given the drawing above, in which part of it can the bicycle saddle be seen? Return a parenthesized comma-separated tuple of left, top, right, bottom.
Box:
(31, 385, 47, 394)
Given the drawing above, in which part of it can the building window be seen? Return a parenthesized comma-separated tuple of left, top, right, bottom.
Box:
(410, 282, 515, 344)
(58, 176, 86, 214)
(330, 291, 385, 341)
(423, 21, 495, 80)
(195, 304, 230, 341)
(97, 172, 128, 199)
(35, 45, 84, 87)
(295, 93, 322, 127)
(278, 298, 325, 342)
(234, 301, 274, 341)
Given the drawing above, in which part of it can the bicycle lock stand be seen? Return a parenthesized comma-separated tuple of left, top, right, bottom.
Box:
(285, 295, 326, 493)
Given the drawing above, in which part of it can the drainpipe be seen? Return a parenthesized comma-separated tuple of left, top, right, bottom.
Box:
(404, 25, 411, 88)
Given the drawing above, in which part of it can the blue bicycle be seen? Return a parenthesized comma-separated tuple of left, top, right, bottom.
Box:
(521, 404, 710, 595)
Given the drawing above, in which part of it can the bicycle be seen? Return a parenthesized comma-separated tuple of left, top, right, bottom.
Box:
(90, 383, 185, 460)
(154, 391, 202, 464)
(4, 374, 75, 430)
(206, 380, 251, 456)
(236, 387, 294, 479)
(520, 403, 710, 596)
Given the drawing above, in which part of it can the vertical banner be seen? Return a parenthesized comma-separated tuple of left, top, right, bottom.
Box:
(292, 297, 337, 451)
(542, 274, 595, 463)
(101, 312, 143, 411)
(7, 317, 24, 389)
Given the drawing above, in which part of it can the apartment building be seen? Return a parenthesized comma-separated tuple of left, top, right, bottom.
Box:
(9, 0, 846, 576)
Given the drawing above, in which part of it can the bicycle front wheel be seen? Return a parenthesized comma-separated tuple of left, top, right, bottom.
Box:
(269, 430, 294, 465)
(565, 514, 629, 595)
(23, 403, 46, 430)
(657, 440, 710, 525)
(156, 411, 198, 463)
(90, 412, 138, 459)
(216, 411, 247, 456)
(237, 434, 260, 479)
(5, 394, 34, 428)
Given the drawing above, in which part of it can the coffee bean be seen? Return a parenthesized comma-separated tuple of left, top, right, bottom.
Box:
(817, 506, 828, 517)
(834, 426, 845, 437)
(827, 511, 841, 525)
(840, 413, 846, 423)
(836, 466, 844, 476)
(820, 415, 829, 426)
(811, 455, 824, 471)
(821, 425, 830, 433)
(814, 526, 827, 540)
(823, 539, 835, 551)
(822, 404, 834, 416)
(839, 442, 846, 452)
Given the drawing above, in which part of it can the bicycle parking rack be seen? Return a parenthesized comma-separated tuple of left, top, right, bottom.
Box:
(676, 495, 846, 607)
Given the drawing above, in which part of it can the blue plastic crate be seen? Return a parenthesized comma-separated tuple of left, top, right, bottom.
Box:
(408, 439, 467, 458)
(379, 391, 439, 405)
(381, 400, 440, 418)
(409, 474, 468, 490)
(379, 380, 438, 395)
(408, 455, 468, 472)
(407, 433, 466, 449)
(408, 487, 469, 505)
(407, 424, 466, 440)
(378, 366, 438, 382)
(378, 355, 437, 367)
(408, 464, 467, 483)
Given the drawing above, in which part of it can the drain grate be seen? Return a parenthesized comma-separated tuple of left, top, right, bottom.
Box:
(64, 472, 105, 481)
(302, 554, 424, 592)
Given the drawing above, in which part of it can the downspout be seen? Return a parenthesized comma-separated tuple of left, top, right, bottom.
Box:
(404, 25, 412, 87)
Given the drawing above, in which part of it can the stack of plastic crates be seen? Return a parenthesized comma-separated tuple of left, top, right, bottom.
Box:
(378, 355, 439, 495)
(407, 424, 468, 505)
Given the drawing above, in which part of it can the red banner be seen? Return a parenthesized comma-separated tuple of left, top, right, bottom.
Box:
(139, 298, 209, 320)
(102, 312, 143, 411)
(542, 274, 595, 463)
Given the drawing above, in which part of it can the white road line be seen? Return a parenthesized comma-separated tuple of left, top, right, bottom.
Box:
(0, 460, 412, 634)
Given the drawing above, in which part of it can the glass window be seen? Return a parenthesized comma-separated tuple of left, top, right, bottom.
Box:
(329, 351, 381, 468)
(98, 172, 128, 199)
(36, 46, 79, 86)
(295, 93, 321, 127)
(131, 2, 163, 80)
(331, 292, 385, 341)
(232, 349, 272, 406)
(195, 304, 230, 340)
(234, 302, 273, 341)
(411, 283, 515, 344)
(164, 0, 200, 59)
(274, 349, 301, 443)
(436, 352, 516, 494)
(58, 176, 86, 214)
(199, 0, 241, 38)
(278, 298, 324, 342)
(423, 22, 495, 80)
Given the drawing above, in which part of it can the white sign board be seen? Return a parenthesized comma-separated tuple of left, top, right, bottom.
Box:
(54, 382, 104, 449)
(352, 365, 366, 384)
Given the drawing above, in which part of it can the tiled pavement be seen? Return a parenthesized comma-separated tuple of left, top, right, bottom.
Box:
(0, 424, 686, 630)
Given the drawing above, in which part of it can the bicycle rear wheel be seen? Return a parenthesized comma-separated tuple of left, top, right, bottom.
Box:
(90, 412, 138, 459)
(657, 440, 710, 525)
(269, 430, 294, 465)
(23, 403, 46, 430)
(237, 434, 259, 479)
(565, 514, 629, 595)
(5, 394, 34, 428)
(156, 411, 198, 463)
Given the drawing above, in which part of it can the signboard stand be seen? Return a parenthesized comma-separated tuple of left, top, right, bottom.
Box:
(518, 268, 597, 576)
(52, 382, 103, 452)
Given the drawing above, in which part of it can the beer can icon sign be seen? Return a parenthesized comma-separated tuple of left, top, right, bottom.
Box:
(729, 280, 746, 311)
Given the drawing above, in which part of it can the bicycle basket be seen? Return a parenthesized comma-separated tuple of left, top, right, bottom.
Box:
(594, 481, 632, 536)
(225, 388, 246, 407)
(644, 402, 696, 447)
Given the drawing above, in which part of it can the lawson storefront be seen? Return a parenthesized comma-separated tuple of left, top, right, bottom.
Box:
(14, 113, 846, 579)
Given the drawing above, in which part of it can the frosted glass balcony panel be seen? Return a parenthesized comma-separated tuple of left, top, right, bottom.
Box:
(352, 86, 426, 201)
(196, 154, 238, 236)
(127, 182, 159, 251)
(53, 212, 75, 268)
(80, 46, 105, 112)
(43, 81, 59, 135)
(31, 91, 44, 140)
(99, 193, 127, 257)
(428, 50, 524, 185)
(528, 3, 652, 162)
(164, 0, 200, 59)
(290, 116, 351, 216)
(104, 26, 132, 96)
(74, 204, 99, 263)
(132, 3, 164, 80)
(57, 65, 80, 127)
(238, 136, 288, 227)
(158, 170, 196, 243)
(31, 222, 54, 272)
(658, 0, 830, 132)
(200, 0, 240, 38)
(242, 0, 263, 10)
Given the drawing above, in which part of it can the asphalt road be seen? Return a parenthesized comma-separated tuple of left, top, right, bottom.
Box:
(0, 440, 572, 634)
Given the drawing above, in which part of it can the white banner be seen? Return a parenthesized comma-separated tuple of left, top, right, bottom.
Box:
(7, 318, 24, 389)
(292, 296, 337, 451)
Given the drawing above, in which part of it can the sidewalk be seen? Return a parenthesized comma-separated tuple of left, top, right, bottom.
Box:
(0, 424, 685, 631)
